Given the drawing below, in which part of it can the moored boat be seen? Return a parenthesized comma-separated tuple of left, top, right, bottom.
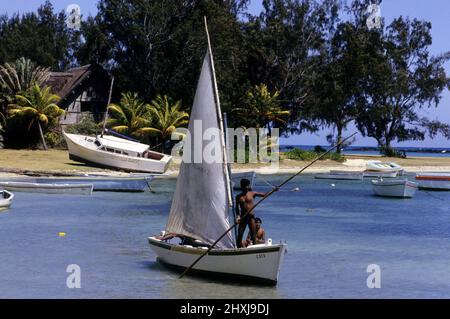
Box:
(315, 172, 363, 180)
(1, 175, 154, 192)
(0, 182, 93, 195)
(415, 173, 450, 190)
(63, 131, 172, 174)
(371, 179, 418, 198)
(0, 190, 14, 210)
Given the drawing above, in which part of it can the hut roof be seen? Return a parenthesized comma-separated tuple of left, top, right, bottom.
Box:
(45, 65, 92, 101)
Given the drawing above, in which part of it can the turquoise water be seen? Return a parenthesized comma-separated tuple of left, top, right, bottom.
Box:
(1, 175, 450, 298)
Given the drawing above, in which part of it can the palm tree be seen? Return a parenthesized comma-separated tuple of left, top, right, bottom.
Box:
(233, 84, 290, 132)
(143, 94, 189, 151)
(0, 58, 50, 100)
(106, 92, 152, 139)
(8, 84, 63, 150)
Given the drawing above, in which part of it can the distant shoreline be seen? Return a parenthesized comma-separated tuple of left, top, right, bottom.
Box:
(1, 149, 450, 178)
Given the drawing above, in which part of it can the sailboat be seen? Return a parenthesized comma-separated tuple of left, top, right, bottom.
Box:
(63, 76, 172, 174)
(147, 19, 287, 285)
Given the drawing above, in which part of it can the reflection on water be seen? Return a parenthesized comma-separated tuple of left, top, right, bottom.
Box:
(1, 175, 450, 298)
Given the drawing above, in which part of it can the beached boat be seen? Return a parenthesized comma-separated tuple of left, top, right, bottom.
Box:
(63, 131, 172, 174)
(231, 171, 256, 190)
(371, 179, 418, 198)
(0, 190, 14, 210)
(1, 175, 154, 192)
(315, 172, 363, 180)
(0, 182, 93, 195)
(415, 173, 450, 190)
(148, 20, 286, 285)
(366, 160, 403, 174)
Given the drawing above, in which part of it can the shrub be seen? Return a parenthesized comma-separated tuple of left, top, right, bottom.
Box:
(379, 146, 406, 158)
(44, 131, 66, 149)
(284, 148, 345, 162)
(65, 113, 100, 136)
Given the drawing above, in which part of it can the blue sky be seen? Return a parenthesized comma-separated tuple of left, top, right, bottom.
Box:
(1, 0, 449, 147)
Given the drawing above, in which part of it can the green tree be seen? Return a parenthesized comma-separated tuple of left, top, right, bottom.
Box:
(8, 84, 63, 150)
(106, 92, 152, 139)
(80, 0, 247, 112)
(0, 58, 50, 103)
(144, 94, 189, 152)
(313, 21, 365, 153)
(241, 0, 340, 134)
(233, 84, 290, 132)
(354, 15, 450, 154)
(0, 1, 80, 70)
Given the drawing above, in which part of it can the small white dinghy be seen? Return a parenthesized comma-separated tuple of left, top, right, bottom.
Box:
(0, 190, 14, 210)
(148, 21, 286, 285)
(366, 160, 404, 174)
(371, 179, 418, 198)
(0, 182, 93, 195)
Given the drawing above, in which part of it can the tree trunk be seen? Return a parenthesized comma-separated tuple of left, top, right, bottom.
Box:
(38, 121, 48, 150)
(336, 125, 343, 154)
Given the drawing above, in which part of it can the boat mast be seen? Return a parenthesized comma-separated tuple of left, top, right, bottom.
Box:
(223, 111, 238, 243)
(101, 75, 115, 137)
(204, 17, 233, 207)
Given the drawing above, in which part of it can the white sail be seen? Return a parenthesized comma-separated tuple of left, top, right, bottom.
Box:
(165, 49, 234, 249)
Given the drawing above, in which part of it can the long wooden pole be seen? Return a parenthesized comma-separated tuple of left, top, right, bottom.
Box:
(179, 132, 357, 279)
(101, 76, 114, 137)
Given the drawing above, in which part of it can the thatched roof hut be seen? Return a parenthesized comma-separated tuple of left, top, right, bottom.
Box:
(45, 64, 111, 125)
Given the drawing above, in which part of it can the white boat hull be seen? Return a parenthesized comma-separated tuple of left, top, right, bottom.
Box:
(64, 132, 171, 174)
(148, 237, 287, 285)
(1, 175, 154, 192)
(0, 182, 93, 195)
(371, 180, 418, 198)
(315, 173, 363, 180)
(415, 173, 450, 190)
(0, 190, 14, 209)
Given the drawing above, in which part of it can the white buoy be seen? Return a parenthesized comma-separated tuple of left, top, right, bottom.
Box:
(331, 184, 336, 187)
(292, 187, 300, 192)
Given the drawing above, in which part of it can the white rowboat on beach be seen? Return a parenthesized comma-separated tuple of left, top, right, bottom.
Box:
(366, 161, 404, 174)
(371, 179, 418, 198)
(0, 190, 14, 210)
(0, 182, 93, 195)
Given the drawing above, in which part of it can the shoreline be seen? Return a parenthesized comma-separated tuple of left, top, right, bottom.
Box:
(1, 149, 450, 178)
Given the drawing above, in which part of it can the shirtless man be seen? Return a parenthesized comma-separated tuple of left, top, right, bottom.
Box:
(235, 179, 269, 248)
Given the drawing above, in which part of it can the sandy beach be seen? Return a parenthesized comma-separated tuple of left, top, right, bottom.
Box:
(1, 149, 450, 178)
